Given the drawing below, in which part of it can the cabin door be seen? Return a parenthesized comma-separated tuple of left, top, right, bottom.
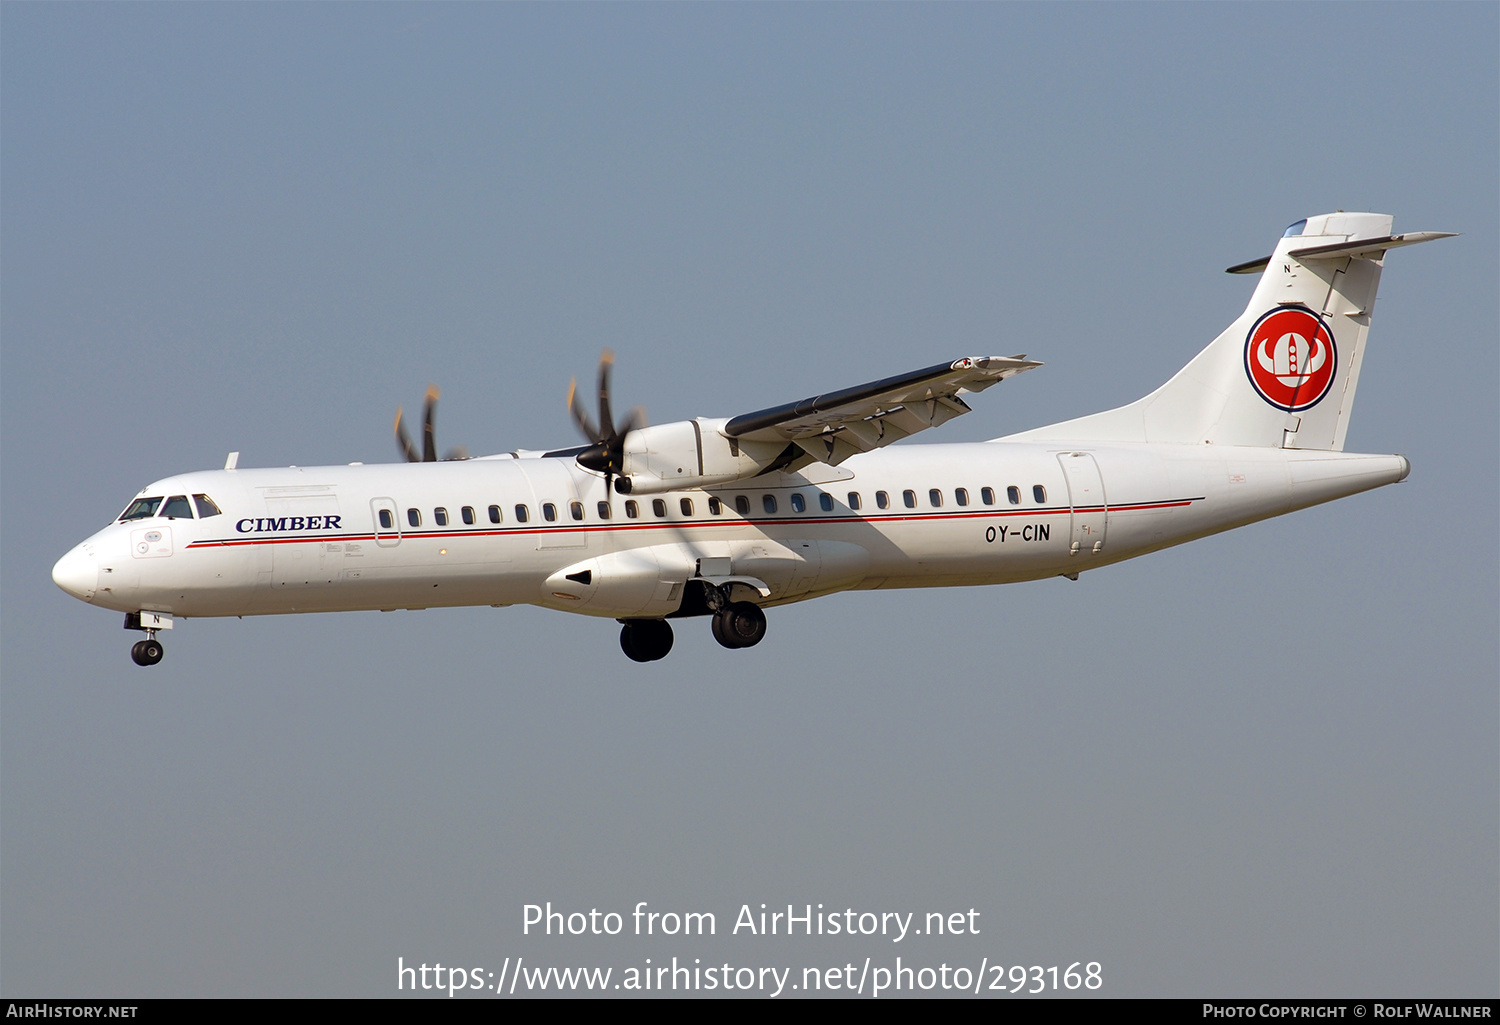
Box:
(1057, 452, 1107, 555)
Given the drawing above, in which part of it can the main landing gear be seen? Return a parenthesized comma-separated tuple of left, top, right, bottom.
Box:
(711, 601, 766, 650)
(620, 619, 674, 663)
(618, 601, 769, 661)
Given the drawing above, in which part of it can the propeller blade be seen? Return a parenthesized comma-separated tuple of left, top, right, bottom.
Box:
(395, 384, 467, 463)
(618, 405, 647, 436)
(568, 377, 602, 444)
(596, 349, 616, 444)
(394, 406, 421, 463)
(422, 384, 439, 463)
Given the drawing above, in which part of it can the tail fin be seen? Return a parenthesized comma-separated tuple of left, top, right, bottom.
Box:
(1007, 213, 1453, 450)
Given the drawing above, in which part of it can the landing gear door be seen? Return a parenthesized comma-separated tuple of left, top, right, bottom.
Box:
(1058, 452, 1107, 554)
(371, 497, 401, 547)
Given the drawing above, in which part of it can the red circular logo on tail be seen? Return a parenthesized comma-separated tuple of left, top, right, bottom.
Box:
(1244, 306, 1338, 411)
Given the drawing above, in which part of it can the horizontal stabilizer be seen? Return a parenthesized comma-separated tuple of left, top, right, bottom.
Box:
(1227, 231, 1456, 274)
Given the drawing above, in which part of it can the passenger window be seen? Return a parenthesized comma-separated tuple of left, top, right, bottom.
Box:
(193, 494, 222, 518)
(625, 500, 639, 519)
(515, 504, 530, 523)
(680, 498, 694, 516)
(162, 495, 193, 519)
(461, 506, 475, 525)
(876, 491, 889, 510)
(763, 495, 777, 514)
(489, 505, 502, 524)
(652, 499, 667, 518)
(848, 492, 861, 511)
(1033, 485, 1047, 503)
(708, 496, 722, 515)
(121, 497, 163, 521)
(434, 507, 449, 526)
(379, 509, 394, 529)
(1007, 486, 1021, 505)
(790, 493, 806, 513)
(597, 501, 611, 519)
(735, 495, 751, 516)
(570, 501, 584, 521)
(819, 493, 834, 512)
(408, 508, 421, 527)
(542, 503, 557, 522)
(956, 488, 969, 507)
(903, 490, 916, 509)
(981, 487, 995, 505)
(928, 489, 942, 508)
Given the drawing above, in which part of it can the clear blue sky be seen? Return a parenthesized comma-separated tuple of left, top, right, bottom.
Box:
(3, 2, 1495, 996)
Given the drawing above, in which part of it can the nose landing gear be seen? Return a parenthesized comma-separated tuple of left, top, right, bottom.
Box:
(130, 637, 164, 666)
(124, 611, 171, 666)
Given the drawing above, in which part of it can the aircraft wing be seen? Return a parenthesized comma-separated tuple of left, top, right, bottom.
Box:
(724, 355, 1041, 465)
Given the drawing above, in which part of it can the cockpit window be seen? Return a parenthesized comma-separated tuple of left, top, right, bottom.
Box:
(1283, 218, 1308, 237)
(193, 494, 223, 518)
(161, 495, 193, 519)
(120, 497, 163, 521)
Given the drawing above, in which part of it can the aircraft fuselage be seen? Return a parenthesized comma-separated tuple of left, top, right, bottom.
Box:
(53, 440, 1408, 623)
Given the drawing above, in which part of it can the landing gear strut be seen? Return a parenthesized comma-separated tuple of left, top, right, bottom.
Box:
(711, 601, 767, 649)
(131, 637, 164, 666)
(619, 619, 674, 662)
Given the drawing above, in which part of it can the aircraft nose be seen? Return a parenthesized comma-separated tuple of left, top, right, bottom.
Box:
(52, 544, 98, 602)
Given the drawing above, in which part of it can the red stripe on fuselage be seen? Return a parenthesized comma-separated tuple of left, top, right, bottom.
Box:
(184, 497, 1203, 549)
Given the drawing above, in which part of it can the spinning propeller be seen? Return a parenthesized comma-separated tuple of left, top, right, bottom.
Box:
(568, 350, 645, 494)
(394, 384, 468, 462)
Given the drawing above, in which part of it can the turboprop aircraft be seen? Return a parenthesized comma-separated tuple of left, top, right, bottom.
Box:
(53, 212, 1452, 666)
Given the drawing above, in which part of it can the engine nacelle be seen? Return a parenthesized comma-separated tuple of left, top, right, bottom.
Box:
(617, 418, 786, 494)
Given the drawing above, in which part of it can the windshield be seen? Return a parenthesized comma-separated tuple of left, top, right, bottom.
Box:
(120, 497, 163, 521)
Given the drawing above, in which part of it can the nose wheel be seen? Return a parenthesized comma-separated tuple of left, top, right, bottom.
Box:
(711, 602, 766, 649)
(131, 637, 164, 666)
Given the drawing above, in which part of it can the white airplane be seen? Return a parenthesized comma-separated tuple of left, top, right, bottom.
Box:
(53, 212, 1452, 666)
